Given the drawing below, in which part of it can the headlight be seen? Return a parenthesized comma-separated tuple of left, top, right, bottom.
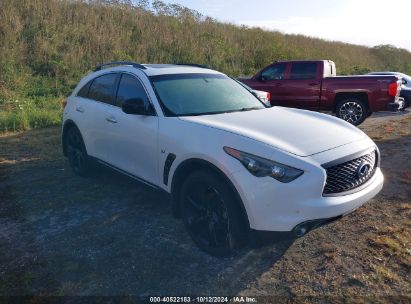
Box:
(224, 146, 304, 183)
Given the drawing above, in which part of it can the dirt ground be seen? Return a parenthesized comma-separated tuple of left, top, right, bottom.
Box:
(0, 110, 410, 301)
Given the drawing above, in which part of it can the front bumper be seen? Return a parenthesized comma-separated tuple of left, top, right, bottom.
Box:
(388, 97, 405, 111)
(231, 159, 383, 232)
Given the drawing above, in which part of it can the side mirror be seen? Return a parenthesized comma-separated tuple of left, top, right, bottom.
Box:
(122, 98, 153, 115)
(402, 79, 407, 85)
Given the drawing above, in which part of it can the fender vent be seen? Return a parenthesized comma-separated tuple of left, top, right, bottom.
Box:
(163, 153, 176, 185)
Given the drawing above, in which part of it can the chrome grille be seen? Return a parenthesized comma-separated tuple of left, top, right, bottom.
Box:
(323, 151, 377, 195)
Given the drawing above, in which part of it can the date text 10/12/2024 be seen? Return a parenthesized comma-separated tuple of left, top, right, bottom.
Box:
(149, 296, 257, 303)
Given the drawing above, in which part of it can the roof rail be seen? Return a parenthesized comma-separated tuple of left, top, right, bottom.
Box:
(94, 61, 146, 71)
(174, 63, 210, 69)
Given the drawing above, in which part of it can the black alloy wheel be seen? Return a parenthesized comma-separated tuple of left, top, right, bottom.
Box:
(180, 171, 245, 256)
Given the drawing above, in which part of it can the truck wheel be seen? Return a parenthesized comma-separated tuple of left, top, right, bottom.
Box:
(180, 170, 245, 256)
(336, 98, 368, 126)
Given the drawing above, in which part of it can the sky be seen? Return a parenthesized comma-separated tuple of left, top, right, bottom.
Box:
(160, 0, 411, 51)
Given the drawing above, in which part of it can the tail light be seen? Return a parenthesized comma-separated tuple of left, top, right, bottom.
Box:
(388, 82, 400, 97)
(62, 98, 68, 109)
(266, 92, 271, 101)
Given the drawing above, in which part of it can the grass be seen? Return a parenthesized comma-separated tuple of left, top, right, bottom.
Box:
(372, 265, 400, 283)
(368, 223, 411, 276)
(0, 97, 62, 132)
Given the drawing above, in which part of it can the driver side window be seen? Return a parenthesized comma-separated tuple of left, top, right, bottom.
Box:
(116, 74, 150, 108)
(261, 64, 286, 80)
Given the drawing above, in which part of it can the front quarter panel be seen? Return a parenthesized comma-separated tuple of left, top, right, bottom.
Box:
(158, 117, 276, 192)
(158, 117, 324, 229)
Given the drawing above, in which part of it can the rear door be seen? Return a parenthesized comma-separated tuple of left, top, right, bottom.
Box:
(251, 63, 288, 105)
(76, 73, 119, 161)
(282, 62, 321, 109)
(105, 73, 159, 185)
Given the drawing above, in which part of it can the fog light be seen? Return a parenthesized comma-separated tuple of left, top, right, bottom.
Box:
(294, 224, 308, 237)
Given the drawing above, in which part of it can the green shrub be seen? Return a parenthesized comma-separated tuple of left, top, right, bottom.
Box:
(0, 97, 62, 132)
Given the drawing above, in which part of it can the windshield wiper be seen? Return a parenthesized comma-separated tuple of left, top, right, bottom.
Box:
(237, 106, 264, 112)
(178, 106, 264, 117)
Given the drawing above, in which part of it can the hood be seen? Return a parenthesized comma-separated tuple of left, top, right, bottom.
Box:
(179, 107, 367, 157)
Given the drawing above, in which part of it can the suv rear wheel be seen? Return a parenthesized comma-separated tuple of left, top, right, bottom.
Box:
(180, 170, 245, 256)
(65, 126, 92, 176)
(336, 98, 368, 126)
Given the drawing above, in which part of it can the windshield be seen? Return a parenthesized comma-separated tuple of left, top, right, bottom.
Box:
(150, 73, 265, 116)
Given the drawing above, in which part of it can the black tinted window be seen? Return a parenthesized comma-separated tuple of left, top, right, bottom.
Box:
(88, 74, 118, 104)
(77, 81, 91, 98)
(290, 63, 317, 79)
(150, 73, 264, 116)
(116, 74, 149, 108)
(261, 64, 286, 80)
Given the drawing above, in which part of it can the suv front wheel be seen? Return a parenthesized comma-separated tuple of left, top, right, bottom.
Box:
(180, 170, 245, 256)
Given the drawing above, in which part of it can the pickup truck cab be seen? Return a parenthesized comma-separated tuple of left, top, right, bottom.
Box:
(240, 60, 403, 125)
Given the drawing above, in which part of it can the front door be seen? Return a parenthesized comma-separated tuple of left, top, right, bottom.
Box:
(252, 63, 287, 106)
(104, 73, 159, 185)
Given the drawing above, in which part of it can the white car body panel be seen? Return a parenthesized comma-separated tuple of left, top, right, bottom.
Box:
(180, 107, 367, 157)
(102, 106, 159, 185)
(63, 64, 383, 233)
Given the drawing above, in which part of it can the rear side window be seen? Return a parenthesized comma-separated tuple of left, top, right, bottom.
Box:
(261, 64, 286, 80)
(290, 63, 317, 79)
(88, 73, 118, 104)
(116, 74, 149, 108)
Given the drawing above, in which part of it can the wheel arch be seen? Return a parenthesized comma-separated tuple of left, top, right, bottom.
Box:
(170, 158, 250, 230)
(333, 92, 369, 113)
(62, 119, 82, 157)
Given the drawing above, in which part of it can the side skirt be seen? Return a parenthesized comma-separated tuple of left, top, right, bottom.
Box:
(90, 156, 164, 192)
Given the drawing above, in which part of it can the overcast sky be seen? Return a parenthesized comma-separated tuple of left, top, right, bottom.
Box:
(161, 0, 411, 51)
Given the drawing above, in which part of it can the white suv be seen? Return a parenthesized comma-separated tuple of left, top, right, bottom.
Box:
(62, 62, 384, 255)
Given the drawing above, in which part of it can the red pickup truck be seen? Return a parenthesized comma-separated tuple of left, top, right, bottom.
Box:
(239, 60, 404, 125)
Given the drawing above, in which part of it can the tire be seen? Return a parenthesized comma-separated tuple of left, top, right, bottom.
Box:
(336, 98, 368, 126)
(65, 126, 92, 177)
(404, 97, 410, 109)
(179, 170, 246, 256)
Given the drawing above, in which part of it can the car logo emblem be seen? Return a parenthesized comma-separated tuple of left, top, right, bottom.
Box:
(357, 162, 372, 178)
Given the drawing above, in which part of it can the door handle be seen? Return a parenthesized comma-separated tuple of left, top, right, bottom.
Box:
(308, 82, 318, 86)
(106, 117, 117, 124)
(75, 106, 84, 113)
